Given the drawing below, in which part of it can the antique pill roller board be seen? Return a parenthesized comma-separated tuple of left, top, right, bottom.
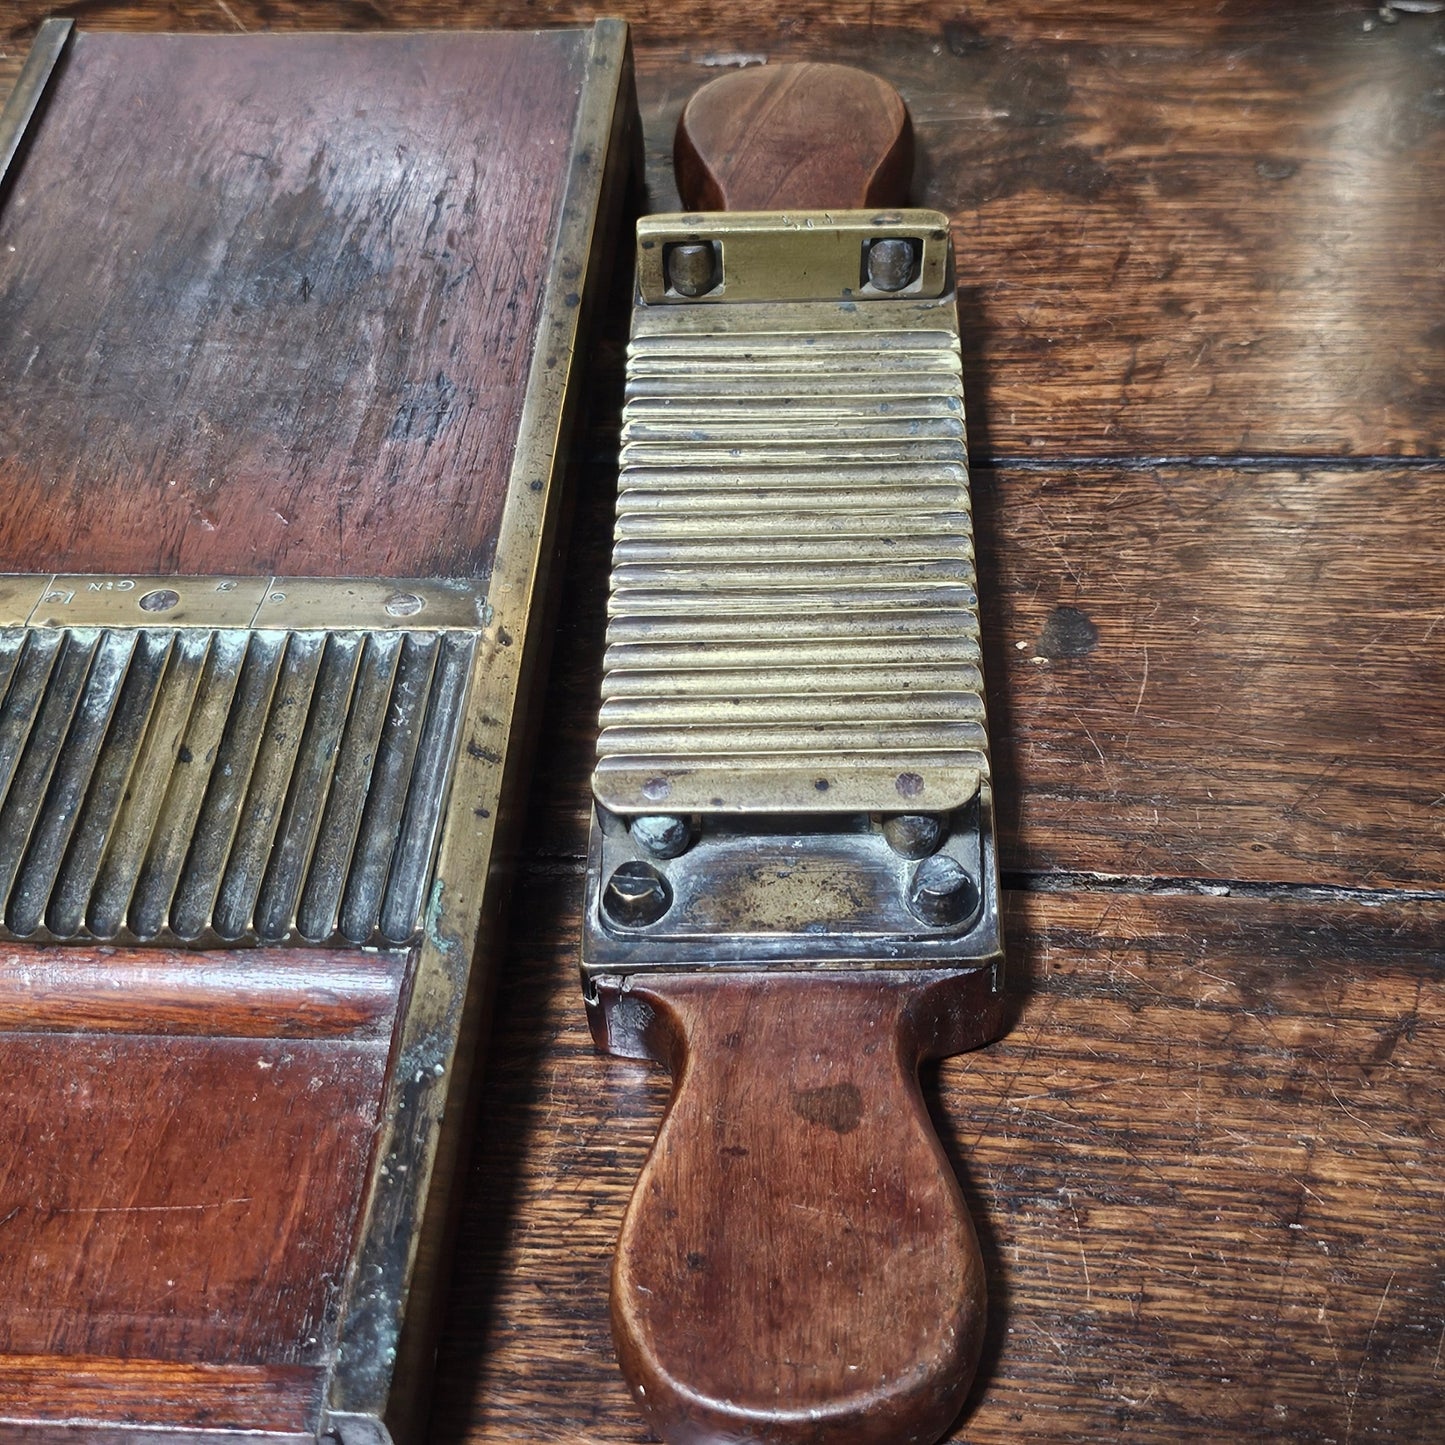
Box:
(583, 63, 1006, 1445)
(0, 20, 633, 1444)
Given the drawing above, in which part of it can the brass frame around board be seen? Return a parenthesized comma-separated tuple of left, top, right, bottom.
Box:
(0, 18, 636, 1444)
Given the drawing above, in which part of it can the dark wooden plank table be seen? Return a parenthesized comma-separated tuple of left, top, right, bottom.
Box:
(3, 2, 1442, 1441)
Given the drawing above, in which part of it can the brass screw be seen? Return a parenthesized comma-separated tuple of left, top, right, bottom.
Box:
(667, 242, 720, 297)
(866, 237, 919, 292)
(908, 855, 979, 928)
(603, 860, 673, 927)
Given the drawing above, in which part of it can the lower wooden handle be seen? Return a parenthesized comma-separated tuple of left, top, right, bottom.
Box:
(611, 972, 988, 1445)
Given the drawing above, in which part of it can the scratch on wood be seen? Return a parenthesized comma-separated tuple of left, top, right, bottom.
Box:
(1345, 1269, 1395, 1443)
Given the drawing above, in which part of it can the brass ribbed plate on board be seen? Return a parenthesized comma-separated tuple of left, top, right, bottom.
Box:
(597, 287, 988, 817)
(0, 623, 473, 947)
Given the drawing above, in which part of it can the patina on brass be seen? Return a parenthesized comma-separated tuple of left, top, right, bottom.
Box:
(0, 575, 485, 950)
(584, 209, 1001, 1003)
(636, 208, 951, 303)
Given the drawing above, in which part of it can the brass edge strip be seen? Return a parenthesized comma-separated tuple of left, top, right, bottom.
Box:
(327, 17, 635, 1427)
(0, 18, 72, 201)
(2, 575, 486, 631)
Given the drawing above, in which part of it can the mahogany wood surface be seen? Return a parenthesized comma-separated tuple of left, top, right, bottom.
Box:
(0, 28, 586, 578)
(2, 2, 1443, 1442)
(0, 945, 404, 1035)
(609, 972, 995, 1445)
(0, 941, 405, 1432)
(0, 1356, 320, 1433)
(674, 62, 912, 211)
(0, 1036, 388, 1412)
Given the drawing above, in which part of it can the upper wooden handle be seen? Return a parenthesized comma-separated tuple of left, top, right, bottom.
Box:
(610, 971, 990, 1445)
(675, 62, 913, 211)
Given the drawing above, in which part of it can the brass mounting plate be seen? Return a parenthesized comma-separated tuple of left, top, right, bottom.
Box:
(636, 209, 952, 304)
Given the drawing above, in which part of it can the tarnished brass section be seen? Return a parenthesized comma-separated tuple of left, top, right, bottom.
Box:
(595, 266, 987, 819)
(252, 577, 487, 631)
(0, 576, 47, 627)
(0, 17, 71, 198)
(0, 618, 477, 948)
(32, 576, 272, 628)
(7, 573, 486, 630)
(584, 206, 1002, 995)
(636, 210, 951, 304)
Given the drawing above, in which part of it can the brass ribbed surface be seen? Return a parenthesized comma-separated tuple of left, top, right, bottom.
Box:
(596, 305, 988, 816)
(0, 625, 475, 946)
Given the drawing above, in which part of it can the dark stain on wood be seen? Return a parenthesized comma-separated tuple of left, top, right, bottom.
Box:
(790, 1080, 865, 1134)
(1035, 605, 1099, 660)
(434, 875, 1445, 1445)
(0, 30, 586, 577)
(975, 465, 1445, 889)
(3, 4, 1444, 1442)
(608, 971, 994, 1445)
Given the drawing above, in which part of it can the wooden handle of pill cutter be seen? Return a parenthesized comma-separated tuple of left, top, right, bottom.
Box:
(610, 970, 992, 1445)
(675, 61, 912, 211)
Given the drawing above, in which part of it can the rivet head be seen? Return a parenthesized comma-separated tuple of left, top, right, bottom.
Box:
(385, 592, 425, 618)
(603, 860, 673, 927)
(866, 237, 919, 292)
(908, 855, 980, 928)
(139, 588, 181, 613)
(883, 813, 945, 859)
(666, 241, 720, 297)
(630, 814, 691, 859)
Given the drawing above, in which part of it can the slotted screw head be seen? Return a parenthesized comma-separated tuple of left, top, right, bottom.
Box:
(908, 854, 980, 928)
(603, 860, 672, 927)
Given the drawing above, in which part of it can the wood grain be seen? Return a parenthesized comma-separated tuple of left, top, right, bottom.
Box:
(518, 461, 1445, 895)
(0, 28, 585, 577)
(0, 1031, 393, 1368)
(435, 875, 1445, 1445)
(607, 970, 998, 1445)
(975, 465, 1445, 890)
(674, 63, 911, 211)
(3, 6, 1443, 1443)
(5, 6, 1441, 466)
(638, 18, 1445, 460)
(0, 1356, 320, 1432)
(0, 946, 404, 1035)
